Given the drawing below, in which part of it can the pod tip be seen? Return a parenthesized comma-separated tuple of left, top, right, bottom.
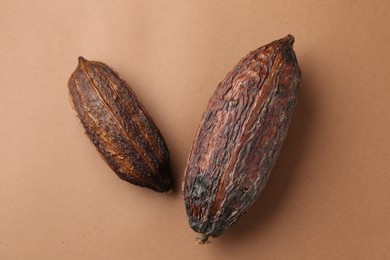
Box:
(285, 34, 295, 45)
(78, 56, 87, 64)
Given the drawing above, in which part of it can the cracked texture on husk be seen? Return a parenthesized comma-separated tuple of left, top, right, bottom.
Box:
(183, 35, 301, 238)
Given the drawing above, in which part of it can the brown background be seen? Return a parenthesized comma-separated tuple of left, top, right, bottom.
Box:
(1, 0, 389, 259)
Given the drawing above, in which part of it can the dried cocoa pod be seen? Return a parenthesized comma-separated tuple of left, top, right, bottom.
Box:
(68, 57, 172, 192)
(183, 35, 301, 243)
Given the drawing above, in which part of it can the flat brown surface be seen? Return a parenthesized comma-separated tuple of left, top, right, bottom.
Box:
(1, 1, 389, 259)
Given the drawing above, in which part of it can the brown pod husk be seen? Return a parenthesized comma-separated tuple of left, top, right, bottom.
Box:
(183, 35, 301, 243)
(68, 57, 172, 192)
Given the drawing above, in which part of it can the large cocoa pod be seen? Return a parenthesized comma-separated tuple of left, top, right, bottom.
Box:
(68, 57, 172, 192)
(183, 35, 301, 243)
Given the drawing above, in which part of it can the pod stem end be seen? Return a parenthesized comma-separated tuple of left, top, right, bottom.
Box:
(196, 233, 210, 245)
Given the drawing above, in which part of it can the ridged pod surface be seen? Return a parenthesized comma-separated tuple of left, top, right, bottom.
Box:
(183, 35, 301, 243)
(68, 57, 172, 192)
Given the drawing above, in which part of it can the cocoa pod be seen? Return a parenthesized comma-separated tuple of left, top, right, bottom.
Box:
(68, 57, 172, 192)
(183, 35, 301, 243)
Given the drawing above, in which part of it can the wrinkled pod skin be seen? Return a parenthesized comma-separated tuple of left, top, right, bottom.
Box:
(68, 57, 173, 192)
(183, 35, 301, 243)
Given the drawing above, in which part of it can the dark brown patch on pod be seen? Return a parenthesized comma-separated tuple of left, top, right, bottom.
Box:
(183, 35, 301, 243)
(68, 57, 172, 192)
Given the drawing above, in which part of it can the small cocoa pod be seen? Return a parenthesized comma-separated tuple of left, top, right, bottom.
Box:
(68, 57, 172, 192)
(183, 35, 301, 243)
